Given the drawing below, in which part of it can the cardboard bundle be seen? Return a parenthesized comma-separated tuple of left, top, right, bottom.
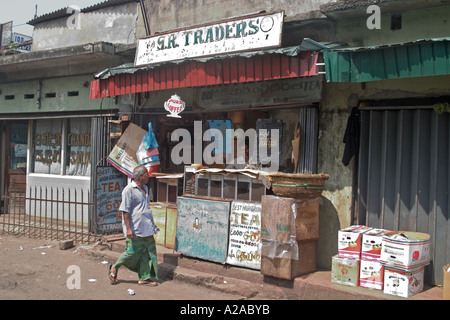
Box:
(384, 267, 424, 298)
(331, 255, 360, 287)
(359, 228, 391, 290)
(333, 227, 430, 297)
(380, 231, 430, 298)
(332, 225, 371, 287)
(338, 225, 372, 259)
(334, 225, 387, 291)
(107, 123, 146, 178)
(380, 231, 431, 270)
(260, 195, 320, 280)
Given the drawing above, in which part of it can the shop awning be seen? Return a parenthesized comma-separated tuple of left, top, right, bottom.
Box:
(89, 46, 320, 100)
(323, 38, 450, 82)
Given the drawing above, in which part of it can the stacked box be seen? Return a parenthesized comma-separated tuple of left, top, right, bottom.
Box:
(380, 231, 430, 298)
(384, 266, 425, 298)
(380, 231, 431, 271)
(360, 260, 384, 290)
(361, 228, 391, 261)
(261, 240, 317, 280)
(444, 264, 450, 300)
(338, 225, 372, 259)
(331, 255, 360, 287)
(333, 225, 371, 287)
(359, 228, 390, 290)
(261, 195, 320, 280)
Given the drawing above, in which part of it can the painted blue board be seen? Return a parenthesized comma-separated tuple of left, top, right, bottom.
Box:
(176, 197, 231, 263)
(96, 166, 127, 234)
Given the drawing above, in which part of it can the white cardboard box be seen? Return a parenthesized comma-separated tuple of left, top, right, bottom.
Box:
(380, 231, 430, 270)
(383, 267, 424, 298)
(361, 228, 391, 262)
(359, 260, 384, 290)
(338, 225, 372, 259)
(331, 255, 360, 287)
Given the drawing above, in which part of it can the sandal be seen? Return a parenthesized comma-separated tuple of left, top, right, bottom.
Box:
(138, 279, 158, 287)
(108, 265, 119, 284)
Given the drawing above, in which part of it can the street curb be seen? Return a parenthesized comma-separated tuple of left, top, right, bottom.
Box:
(77, 242, 261, 299)
(77, 240, 443, 300)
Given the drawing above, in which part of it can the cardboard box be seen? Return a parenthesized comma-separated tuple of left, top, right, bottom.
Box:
(359, 260, 384, 290)
(338, 225, 372, 259)
(384, 266, 424, 298)
(107, 123, 147, 178)
(331, 255, 360, 287)
(261, 240, 317, 280)
(380, 231, 431, 270)
(361, 228, 391, 262)
(261, 195, 320, 243)
(443, 264, 450, 300)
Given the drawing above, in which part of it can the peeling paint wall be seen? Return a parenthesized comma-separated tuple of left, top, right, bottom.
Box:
(316, 81, 353, 268)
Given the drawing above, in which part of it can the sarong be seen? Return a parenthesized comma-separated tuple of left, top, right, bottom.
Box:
(114, 236, 158, 280)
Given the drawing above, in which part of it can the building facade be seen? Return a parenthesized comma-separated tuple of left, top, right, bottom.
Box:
(320, 0, 450, 285)
(1, 0, 448, 286)
(0, 0, 145, 232)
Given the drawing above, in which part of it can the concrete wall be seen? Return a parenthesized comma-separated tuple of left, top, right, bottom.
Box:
(32, 2, 145, 51)
(27, 174, 91, 224)
(335, 5, 450, 47)
(144, 0, 334, 34)
(0, 75, 116, 113)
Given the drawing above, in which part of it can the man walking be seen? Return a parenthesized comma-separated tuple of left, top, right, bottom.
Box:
(108, 165, 160, 286)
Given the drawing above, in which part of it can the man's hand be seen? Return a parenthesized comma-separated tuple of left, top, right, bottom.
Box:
(123, 211, 134, 239)
(126, 229, 134, 239)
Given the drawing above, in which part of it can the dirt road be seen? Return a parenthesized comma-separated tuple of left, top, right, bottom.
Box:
(0, 232, 242, 301)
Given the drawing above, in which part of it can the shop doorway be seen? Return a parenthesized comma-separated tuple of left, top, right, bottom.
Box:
(4, 121, 28, 214)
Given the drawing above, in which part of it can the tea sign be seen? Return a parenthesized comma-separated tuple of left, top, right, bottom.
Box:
(164, 94, 185, 118)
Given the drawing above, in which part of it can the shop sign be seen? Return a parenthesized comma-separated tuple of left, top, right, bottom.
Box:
(96, 166, 127, 234)
(164, 94, 185, 118)
(135, 11, 284, 67)
(0, 21, 12, 48)
(196, 76, 323, 109)
(33, 133, 92, 165)
(227, 201, 262, 270)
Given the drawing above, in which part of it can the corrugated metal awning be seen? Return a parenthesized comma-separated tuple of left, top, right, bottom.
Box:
(323, 38, 450, 82)
(89, 46, 320, 100)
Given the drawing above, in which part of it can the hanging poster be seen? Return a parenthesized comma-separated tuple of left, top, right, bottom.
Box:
(227, 200, 262, 270)
(96, 166, 127, 234)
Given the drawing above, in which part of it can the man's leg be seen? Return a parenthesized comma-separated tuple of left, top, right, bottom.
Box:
(137, 236, 159, 286)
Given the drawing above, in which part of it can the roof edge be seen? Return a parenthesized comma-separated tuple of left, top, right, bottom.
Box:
(28, 0, 140, 26)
